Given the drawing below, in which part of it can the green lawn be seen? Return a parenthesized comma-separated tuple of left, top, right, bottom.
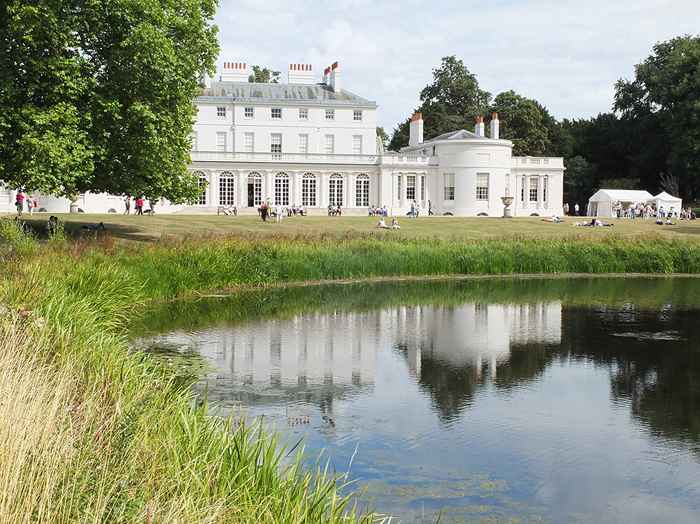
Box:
(6, 212, 700, 242)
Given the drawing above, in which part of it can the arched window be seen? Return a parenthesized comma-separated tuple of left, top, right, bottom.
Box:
(274, 172, 289, 206)
(302, 173, 317, 207)
(329, 174, 344, 207)
(193, 171, 207, 205)
(247, 172, 262, 207)
(219, 171, 235, 206)
(355, 174, 370, 207)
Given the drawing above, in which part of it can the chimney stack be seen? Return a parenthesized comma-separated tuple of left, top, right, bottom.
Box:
(474, 116, 485, 137)
(220, 62, 250, 82)
(329, 61, 341, 92)
(288, 63, 314, 84)
(490, 112, 499, 140)
(409, 112, 424, 147)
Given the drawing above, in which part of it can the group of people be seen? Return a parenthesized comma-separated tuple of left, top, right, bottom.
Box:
(610, 201, 696, 220)
(327, 205, 342, 216)
(258, 201, 307, 222)
(14, 191, 38, 216)
(124, 195, 153, 216)
(563, 203, 581, 216)
(368, 205, 388, 217)
(376, 216, 401, 230)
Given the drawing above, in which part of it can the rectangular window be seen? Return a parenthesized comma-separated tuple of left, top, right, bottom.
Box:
(216, 132, 226, 152)
(476, 173, 489, 200)
(353, 110, 363, 121)
(270, 133, 282, 159)
(406, 175, 416, 201)
(325, 109, 335, 120)
(420, 175, 426, 201)
(244, 132, 254, 153)
(302, 175, 316, 206)
(444, 173, 455, 201)
(352, 135, 362, 155)
(324, 134, 334, 155)
(190, 132, 198, 152)
(217, 106, 226, 117)
(274, 175, 289, 206)
(299, 108, 308, 120)
(197, 176, 207, 205)
(219, 174, 235, 206)
(355, 176, 370, 207)
(529, 176, 539, 202)
(521, 176, 526, 202)
(244, 107, 254, 118)
(271, 107, 282, 119)
(299, 134, 309, 154)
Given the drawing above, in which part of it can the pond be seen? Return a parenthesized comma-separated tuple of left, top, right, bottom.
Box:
(132, 277, 700, 523)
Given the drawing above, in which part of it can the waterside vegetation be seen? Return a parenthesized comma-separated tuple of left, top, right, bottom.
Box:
(3, 219, 700, 522)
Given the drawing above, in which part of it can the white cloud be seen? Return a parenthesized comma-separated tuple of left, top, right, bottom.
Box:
(215, 0, 700, 130)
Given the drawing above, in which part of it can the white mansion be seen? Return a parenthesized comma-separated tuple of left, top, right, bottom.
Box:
(1, 61, 564, 216)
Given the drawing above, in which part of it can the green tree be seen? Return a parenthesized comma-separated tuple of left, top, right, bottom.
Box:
(614, 35, 700, 199)
(248, 66, 280, 83)
(0, 0, 218, 202)
(376, 126, 389, 152)
(389, 56, 490, 150)
(564, 156, 597, 209)
(489, 90, 552, 156)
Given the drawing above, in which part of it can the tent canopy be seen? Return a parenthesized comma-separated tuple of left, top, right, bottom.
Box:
(651, 191, 682, 210)
(587, 189, 654, 218)
(588, 189, 654, 203)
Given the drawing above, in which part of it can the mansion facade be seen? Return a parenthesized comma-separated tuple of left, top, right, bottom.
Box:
(0, 61, 564, 216)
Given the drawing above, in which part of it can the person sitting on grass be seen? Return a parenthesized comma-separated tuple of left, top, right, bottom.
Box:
(376, 217, 389, 229)
(391, 217, 401, 229)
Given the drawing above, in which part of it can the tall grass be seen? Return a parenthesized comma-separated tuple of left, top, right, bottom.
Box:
(2, 226, 700, 522)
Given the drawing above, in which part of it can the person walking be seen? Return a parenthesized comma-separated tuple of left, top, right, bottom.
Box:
(124, 194, 131, 215)
(15, 190, 25, 216)
(574, 203, 580, 216)
(135, 196, 144, 216)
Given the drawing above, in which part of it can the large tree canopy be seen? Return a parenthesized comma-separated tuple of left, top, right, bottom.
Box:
(614, 35, 700, 200)
(388, 56, 491, 151)
(0, 0, 219, 202)
(489, 90, 554, 156)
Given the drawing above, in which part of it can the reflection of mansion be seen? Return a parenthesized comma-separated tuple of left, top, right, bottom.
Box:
(396, 302, 562, 378)
(139, 302, 561, 406)
(1, 61, 564, 216)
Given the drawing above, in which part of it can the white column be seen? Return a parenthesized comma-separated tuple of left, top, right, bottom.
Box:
(348, 173, 355, 208)
(209, 171, 217, 207)
(265, 171, 272, 204)
(236, 170, 245, 208)
(320, 173, 328, 207)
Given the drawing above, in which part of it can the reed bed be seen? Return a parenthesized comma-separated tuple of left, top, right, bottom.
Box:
(2, 218, 700, 522)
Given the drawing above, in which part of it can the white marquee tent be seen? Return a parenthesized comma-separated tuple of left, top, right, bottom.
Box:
(587, 189, 653, 218)
(651, 191, 683, 213)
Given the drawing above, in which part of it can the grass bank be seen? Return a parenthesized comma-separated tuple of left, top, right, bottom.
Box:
(2, 221, 700, 522)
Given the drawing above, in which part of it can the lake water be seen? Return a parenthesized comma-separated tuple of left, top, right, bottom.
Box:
(133, 278, 700, 523)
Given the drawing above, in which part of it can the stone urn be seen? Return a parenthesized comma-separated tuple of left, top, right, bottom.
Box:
(501, 196, 515, 218)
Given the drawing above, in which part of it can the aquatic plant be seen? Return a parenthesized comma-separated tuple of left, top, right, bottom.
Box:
(2, 226, 700, 522)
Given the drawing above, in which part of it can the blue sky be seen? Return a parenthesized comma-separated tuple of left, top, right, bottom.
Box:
(215, 0, 700, 131)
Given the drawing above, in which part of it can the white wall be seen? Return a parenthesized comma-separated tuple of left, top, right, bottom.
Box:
(194, 102, 377, 157)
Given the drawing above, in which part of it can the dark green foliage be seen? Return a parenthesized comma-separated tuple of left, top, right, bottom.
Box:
(0, 0, 219, 202)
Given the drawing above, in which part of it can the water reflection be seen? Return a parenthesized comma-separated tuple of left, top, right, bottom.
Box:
(133, 278, 700, 523)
